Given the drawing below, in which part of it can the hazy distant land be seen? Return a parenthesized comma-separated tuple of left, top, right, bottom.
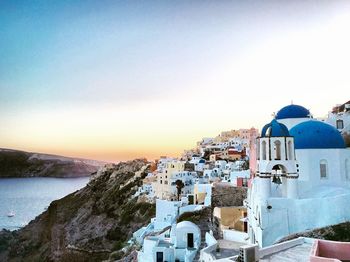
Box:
(0, 148, 106, 178)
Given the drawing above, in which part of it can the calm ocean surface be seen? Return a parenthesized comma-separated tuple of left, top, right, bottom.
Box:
(0, 177, 89, 231)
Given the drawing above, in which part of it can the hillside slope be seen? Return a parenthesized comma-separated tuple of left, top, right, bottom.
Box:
(0, 159, 155, 262)
(279, 221, 350, 243)
(0, 148, 104, 178)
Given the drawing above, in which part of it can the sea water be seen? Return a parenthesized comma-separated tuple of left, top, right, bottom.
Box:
(0, 177, 89, 230)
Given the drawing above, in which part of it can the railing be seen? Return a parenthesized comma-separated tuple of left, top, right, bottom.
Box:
(259, 237, 305, 258)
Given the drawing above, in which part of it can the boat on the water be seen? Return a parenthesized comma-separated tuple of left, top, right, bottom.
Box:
(7, 211, 15, 217)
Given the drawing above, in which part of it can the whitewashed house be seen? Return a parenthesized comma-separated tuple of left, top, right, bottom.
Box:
(189, 156, 206, 172)
(324, 100, 350, 135)
(138, 221, 201, 262)
(153, 167, 197, 200)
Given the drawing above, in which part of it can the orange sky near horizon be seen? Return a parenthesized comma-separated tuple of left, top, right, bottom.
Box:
(1, 1, 350, 162)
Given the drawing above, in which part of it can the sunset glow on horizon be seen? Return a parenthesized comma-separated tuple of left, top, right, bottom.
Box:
(1, 1, 350, 162)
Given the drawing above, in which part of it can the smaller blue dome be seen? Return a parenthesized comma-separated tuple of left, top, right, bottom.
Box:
(261, 119, 290, 137)
(290, 120, 346, 149)
(276, 104, 310, 120)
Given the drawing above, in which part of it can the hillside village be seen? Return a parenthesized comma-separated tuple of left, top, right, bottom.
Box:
(1, 100, 350, 262)
(125, 100, 350, 262)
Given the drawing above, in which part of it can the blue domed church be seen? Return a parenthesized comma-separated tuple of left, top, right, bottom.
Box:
(247, 104, 350, 248)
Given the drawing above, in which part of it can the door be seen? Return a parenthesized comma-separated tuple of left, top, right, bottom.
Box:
(156, 252, 163, 262)
(187, 233, 194, 248)
(243, 212, 248, 232)
(188, 195, 194, 204)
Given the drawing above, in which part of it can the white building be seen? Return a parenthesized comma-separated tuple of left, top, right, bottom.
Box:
(153, 171, 197, 200)
(203, 169, 220, 182)
(157, 157, 177, 173)
(324, 100, 350, 135)
(247, 104, 350, 247)
(189, 156, 206, 172)
(138, 221, 201, 262)
(134, 183, 154, 198)
(133, 199, 181, 244)
(214, 160, 227, 170)
(153, 160, 198, 200)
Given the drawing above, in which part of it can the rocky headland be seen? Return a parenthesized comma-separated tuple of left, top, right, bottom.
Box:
(0, 159, 155, 261)
(0, 148, 105, 178)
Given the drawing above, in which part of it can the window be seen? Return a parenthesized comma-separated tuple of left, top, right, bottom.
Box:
(164, 181, 168, 185)
(346, 159, 350, 180)
(288, 141, 293, 160)
(336, 119, 344, 129)
(320, 160, 328, 179)
(262, 140, 267, 160)
(274, 140, 281, 160)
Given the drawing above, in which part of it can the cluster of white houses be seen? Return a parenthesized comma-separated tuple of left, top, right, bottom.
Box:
(137, 130, 254, 203)
(182, 128, 259, 162)
(130, 100, 350, 262)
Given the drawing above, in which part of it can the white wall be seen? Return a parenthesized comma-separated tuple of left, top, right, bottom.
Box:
(223, 229, 248, 243)
(258, 192, 350, 247)
(296, 148, 350, 192)
(155, 199, 179, 230)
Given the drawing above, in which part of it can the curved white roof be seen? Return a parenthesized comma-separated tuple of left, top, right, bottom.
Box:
(176, 221, 200, 234)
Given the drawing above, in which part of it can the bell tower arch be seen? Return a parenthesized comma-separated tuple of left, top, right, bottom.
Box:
(256, 120, 299, 199)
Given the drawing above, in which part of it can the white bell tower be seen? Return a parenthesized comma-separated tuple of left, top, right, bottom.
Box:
(256, 119, 299, 199)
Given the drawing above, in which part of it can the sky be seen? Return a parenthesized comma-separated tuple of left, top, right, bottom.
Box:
(1, 0, 350, 162)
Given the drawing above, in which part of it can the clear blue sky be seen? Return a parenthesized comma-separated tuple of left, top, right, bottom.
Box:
(1, 1, 350, 161)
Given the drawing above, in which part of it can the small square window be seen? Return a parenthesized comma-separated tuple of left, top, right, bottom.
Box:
(336, 120, 344, 129)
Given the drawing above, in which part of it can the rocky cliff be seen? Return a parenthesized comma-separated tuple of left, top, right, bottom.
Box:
(0, 148, 105, 178)
(0, 159, 155, 262)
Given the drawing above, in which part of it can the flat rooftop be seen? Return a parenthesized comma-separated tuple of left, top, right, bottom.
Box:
(210, 239, 244, 260)
(158, 240, 173, 248)
(260, 242, 312, 262)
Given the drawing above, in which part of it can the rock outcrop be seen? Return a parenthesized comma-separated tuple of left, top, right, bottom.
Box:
(0, 159, 156, 262)
(278, 221, 350, 243)
(212, 182, 247, 207)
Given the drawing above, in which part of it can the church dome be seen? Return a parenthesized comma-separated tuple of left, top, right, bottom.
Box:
(276, 104, 311, 120)
(261, 119, 290, 137)
(290, 120, 346, 149)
